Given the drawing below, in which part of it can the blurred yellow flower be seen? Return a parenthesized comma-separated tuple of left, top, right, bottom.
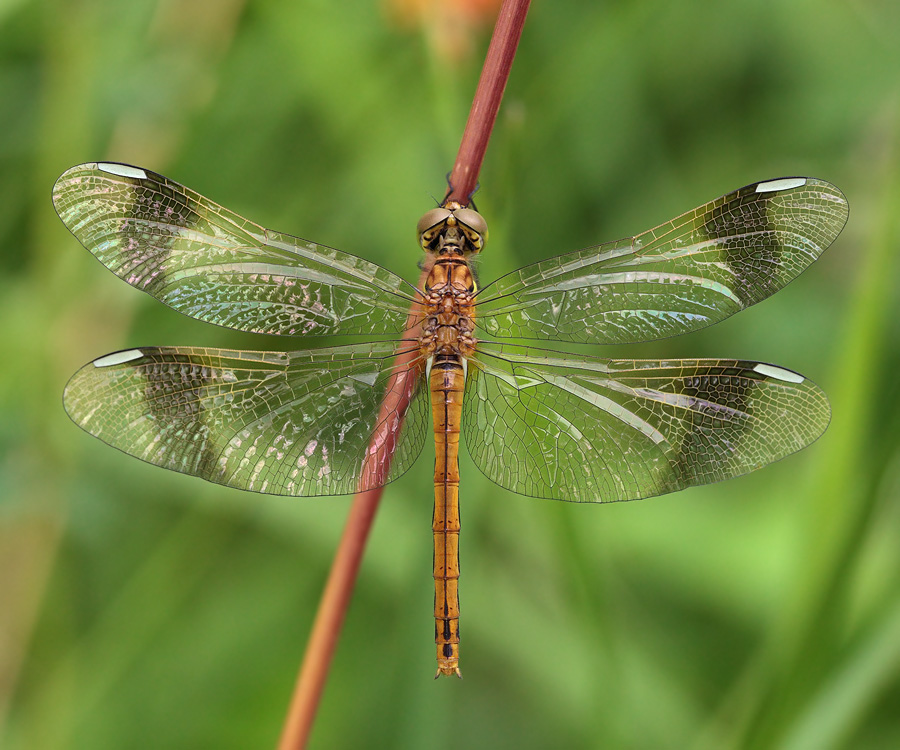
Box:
(384, 0, 502, 65)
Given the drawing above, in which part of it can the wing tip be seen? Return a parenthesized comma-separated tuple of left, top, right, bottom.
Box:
(52, 162, 150, 209)
(751, 361, 832, 441)
(749, 175, 850, 249)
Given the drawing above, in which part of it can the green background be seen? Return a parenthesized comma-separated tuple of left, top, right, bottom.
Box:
(2, 1, 899, 748)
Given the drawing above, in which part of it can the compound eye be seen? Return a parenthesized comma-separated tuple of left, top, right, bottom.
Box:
(417, 208, 452, 238)
(453, 207, 488, 250)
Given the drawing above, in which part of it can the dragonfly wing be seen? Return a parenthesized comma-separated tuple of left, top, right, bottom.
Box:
(464, 344, 829, 502)
(53, 163, 419, 336)
(476, 178, 848, 343)
(64, 342, 429, 496)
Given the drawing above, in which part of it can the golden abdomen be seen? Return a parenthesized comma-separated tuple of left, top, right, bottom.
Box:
(431, 359, 465, 677)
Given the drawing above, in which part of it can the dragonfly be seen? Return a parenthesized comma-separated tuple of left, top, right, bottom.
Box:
(54, 162, 848, 678)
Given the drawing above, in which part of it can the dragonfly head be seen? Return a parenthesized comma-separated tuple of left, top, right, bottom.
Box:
(417, 203, 488, 255)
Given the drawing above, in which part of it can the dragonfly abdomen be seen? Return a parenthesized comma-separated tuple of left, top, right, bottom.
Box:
(431, 357, 464, 678)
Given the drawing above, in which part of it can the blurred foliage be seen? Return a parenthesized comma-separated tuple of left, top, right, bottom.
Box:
(1, 0, 899, 748)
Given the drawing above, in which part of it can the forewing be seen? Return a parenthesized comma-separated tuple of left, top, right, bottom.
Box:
(464, 344, 829, 502)
(53, 163, 418, 336)
(64, 343, 429, 496)
(476, 178, 848, 343)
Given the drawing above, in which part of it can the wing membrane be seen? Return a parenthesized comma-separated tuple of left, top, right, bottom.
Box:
(463, 344, 830, 502)
(64, 342, 429, 496)
(475, 178, 848, 343)
(53, 163, 419, 336)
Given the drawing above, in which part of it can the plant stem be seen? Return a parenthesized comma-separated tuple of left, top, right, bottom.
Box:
(277, 2, 531, 747)
(446, 0, 531, 206)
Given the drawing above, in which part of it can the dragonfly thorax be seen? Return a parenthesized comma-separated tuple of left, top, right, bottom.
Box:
(419, 271, 477, 359)
(419, 209, 479, 360)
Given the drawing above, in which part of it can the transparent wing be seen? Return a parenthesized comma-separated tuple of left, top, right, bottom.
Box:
(475, 178, 848, 343)
(64, 342, 429, 496)
(463, 343, 830, 502)
(53, 163, 420, 336)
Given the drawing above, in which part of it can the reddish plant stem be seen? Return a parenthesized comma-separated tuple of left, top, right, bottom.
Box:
(276, 491, 372, 747)
(445, 0, 531, 206)
(274, 485, 382, 749)
(277, 2, 531, 748)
